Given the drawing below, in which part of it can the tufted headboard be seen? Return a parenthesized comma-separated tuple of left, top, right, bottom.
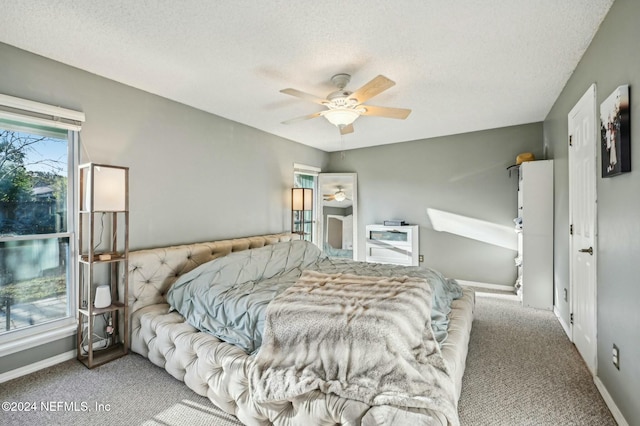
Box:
(125, 233, 300, 315)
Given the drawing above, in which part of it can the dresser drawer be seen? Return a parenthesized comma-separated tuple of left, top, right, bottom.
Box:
(368, 229, 412, 245)
(365, 224, 419, 266)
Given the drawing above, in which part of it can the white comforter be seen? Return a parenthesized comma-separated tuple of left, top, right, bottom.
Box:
(250, 270, 459, 426)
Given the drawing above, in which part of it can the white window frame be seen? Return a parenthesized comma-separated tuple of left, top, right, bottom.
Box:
(0, 95, 83, 357)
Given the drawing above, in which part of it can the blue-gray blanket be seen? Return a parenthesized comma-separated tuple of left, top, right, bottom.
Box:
(167, 240, 463, 354)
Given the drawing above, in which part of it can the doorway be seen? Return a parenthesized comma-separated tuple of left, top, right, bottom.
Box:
(568, 83, 598, 374)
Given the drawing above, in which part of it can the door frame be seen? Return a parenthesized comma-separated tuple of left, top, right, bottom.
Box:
(567, 83, 598, 374)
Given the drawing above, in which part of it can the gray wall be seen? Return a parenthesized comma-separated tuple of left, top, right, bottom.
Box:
(0, 43, 329, 251)
(544, 0, 639, 422)
(0, 42, 328, 373)
(328, 123, 543, 286)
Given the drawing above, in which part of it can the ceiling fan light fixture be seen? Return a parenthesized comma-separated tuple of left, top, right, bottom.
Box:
(333, 190, 347, 202)
(323, 108, 360, 128)
(280, 74, 410, 135)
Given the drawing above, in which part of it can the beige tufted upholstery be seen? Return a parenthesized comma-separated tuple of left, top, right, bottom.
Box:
(127, 234, 298, 315)
(127, 233, 474, 425)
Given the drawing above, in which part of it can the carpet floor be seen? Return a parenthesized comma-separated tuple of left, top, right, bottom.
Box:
(0, 290, 616, 425)
(457, 291, 615, 425)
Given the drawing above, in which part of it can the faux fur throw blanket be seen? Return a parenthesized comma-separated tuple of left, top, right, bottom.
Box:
(249, 270, 459, 426)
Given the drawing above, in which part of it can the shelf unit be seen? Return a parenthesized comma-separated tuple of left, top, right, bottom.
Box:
(515, 160, 553, 310)
(76, 163, 129, 368)
(365, 224, 419, 266)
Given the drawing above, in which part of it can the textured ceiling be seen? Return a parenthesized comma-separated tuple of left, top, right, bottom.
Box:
(0, 1, 614, 152)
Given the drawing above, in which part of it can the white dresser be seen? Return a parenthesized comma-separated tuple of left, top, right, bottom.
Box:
(365, 224, 419, 266)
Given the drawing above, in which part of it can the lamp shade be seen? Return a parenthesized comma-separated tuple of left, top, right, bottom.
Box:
(292, 188, 313, 211)
(90, 165, 127, 211)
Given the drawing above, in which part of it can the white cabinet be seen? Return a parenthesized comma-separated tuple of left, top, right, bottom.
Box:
(365, 225, 419, 266)
(516, 160, 553, 310)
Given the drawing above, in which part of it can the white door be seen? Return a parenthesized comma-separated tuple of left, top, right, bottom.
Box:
(568, 84, 598, 374)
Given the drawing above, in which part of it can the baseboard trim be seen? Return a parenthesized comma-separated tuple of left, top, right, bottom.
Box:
(456, 279, 515, 293)
(594, 376, 629, 426)
(554, 306, 572, 340)
(0, 350, 76, 384)
(0, 323, 76, 358)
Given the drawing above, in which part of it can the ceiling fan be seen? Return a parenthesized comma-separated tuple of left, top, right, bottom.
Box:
(280, 73, 412, 135)
(323, 187, 349, 202)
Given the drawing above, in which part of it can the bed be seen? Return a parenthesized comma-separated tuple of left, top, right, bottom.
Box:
(126, 233, 474, 426)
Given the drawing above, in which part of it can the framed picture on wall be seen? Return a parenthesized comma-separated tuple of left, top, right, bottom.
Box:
(600, 84, 631, 177)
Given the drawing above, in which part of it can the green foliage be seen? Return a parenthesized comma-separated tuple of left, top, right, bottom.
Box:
(0, 165, 31, 202)
(1, 131, 35, 202)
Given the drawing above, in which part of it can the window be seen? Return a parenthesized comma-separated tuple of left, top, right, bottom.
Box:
(0, 94, 83, 352)
(293, 164, 319, 243)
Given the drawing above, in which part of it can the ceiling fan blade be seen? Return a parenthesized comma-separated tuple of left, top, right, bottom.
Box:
(324, 195, 336, 201)
(340, 123, 354, 135)
(348, 75, 395, 104)
(281, 111, 323, 125)
(280, 88, 327, 105)
(361, 105, 412, 119)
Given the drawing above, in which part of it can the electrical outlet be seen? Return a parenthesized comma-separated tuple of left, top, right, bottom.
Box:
(419, 255, 424, 263)
(106, 316, 114, 335)
(612, 344, 620, 370)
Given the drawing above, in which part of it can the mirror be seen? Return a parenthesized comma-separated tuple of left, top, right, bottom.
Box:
(316, 173, 357, 260)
